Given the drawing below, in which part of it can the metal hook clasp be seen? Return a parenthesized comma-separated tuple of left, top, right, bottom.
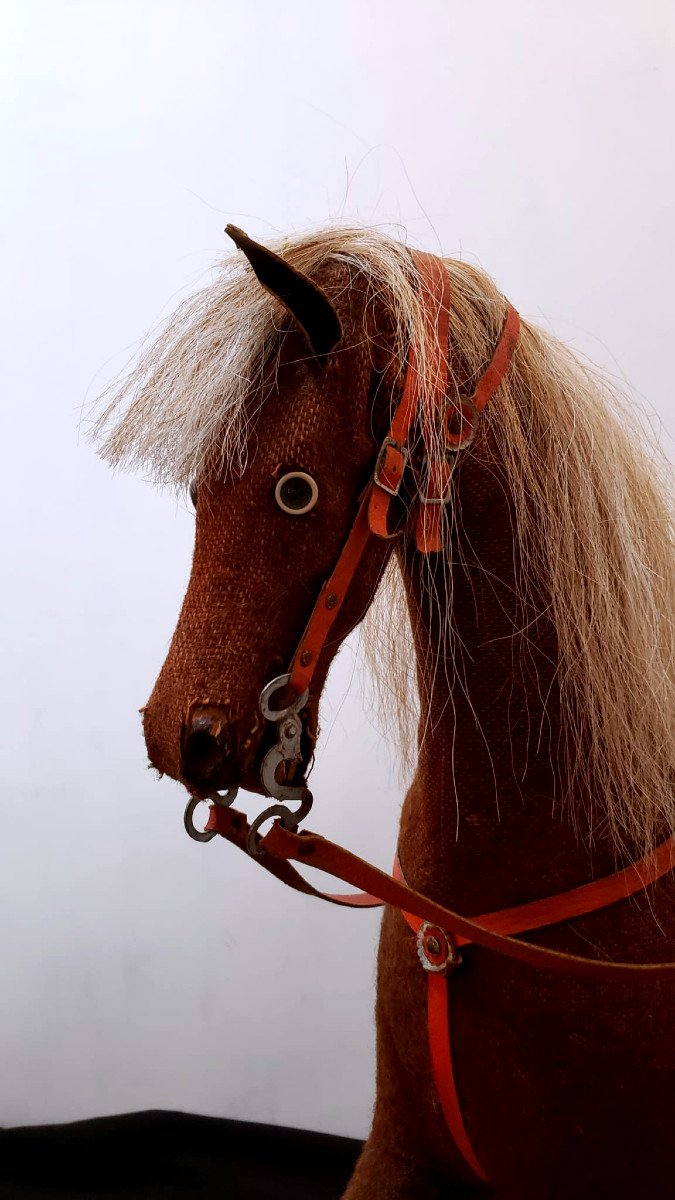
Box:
(253, 672, 313, 854)
(259, 674, 309, 803)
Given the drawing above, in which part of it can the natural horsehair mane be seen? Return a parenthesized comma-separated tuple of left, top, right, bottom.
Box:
(93, 224, 674, 861)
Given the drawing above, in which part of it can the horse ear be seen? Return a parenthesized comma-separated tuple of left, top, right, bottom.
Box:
(225, 225, 342, 365)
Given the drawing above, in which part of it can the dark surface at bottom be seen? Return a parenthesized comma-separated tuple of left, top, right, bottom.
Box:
(0, 1110, 363, 1199)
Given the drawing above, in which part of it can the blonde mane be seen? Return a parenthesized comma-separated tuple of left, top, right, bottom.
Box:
(93, 225, 675, 860)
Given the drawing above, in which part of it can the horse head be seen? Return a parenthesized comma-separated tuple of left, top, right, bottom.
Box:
(142, 227, 402, 805)
(95, 222, 673, 864)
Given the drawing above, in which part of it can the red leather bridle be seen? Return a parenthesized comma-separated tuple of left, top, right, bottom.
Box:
(288, 252, 521, 700)
(225, 252, 520, 848)
(189, 250, 675, 1184)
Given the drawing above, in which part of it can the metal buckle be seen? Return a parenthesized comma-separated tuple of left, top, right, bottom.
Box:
(417, 453, 455, 505)
(373, 437, 409, 498)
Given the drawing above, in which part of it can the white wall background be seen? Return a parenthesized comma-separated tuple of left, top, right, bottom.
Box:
(1, 0, 673, 1137)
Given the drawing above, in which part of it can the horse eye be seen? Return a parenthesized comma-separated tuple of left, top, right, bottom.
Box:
(189, 480, 198, 509)
(274, 471, 318, 515)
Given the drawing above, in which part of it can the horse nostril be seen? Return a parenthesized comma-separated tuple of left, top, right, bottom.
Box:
(181, 706, 234, 787)
(185, 729, 222, 776)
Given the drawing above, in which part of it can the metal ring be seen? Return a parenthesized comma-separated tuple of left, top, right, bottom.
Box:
(246, 803, 290, 856)
(183, 795, 217, 843)
(246, 790, 313, 857)
(259, 673, 309, 722)
(203, 786, 239, 808)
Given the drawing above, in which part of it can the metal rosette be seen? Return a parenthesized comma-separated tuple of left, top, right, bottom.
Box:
(416, 921, 461, 974)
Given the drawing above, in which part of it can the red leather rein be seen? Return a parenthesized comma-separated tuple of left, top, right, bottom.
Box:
(207, 802, 675, 981)
(203, 249, 675, 1183)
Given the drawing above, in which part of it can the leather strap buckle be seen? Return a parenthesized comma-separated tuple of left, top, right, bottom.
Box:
(418, 455, 455, 505)
(373, 437, 409, 497)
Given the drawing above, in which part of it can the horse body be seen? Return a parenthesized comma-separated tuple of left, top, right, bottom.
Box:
(96, 225, 675, 1197)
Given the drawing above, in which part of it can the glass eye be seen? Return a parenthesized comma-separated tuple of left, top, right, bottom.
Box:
(189, 480, 198, 509)
(274, 471, 318, 515)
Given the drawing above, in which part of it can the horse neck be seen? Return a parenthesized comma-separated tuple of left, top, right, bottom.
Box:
(395, 448, 618, 914)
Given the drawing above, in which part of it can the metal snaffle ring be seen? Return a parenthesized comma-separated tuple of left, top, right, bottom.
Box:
(246, 789, 313, 857)
(183, 786, 239, 843)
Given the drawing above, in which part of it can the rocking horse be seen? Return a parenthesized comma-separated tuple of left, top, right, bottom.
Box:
(95, 223, 675, 1197)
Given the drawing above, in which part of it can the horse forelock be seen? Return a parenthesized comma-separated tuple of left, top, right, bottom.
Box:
(90, 226, 429, 491)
